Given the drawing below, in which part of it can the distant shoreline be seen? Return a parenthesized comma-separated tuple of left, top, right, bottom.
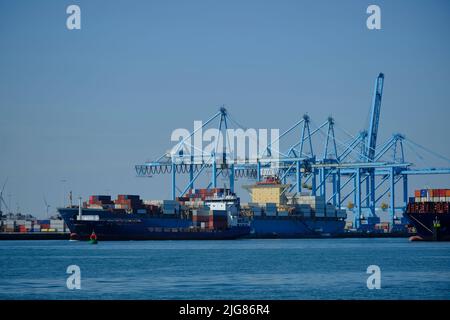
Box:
(0, 232, 70, 240)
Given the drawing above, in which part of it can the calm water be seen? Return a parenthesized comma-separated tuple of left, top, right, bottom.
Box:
(0, 238, 449, 300)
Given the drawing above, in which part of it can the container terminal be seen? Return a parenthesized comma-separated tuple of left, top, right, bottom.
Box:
(1, 73, 450, 240)
(131, 73, 450, 240)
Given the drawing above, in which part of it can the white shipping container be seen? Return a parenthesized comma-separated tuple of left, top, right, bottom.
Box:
(207, 202, 227, 211)
(79, 215, 100, 221)
(143, 200, 164, 206)
(89, 204, 104, 209)
(50, 222, 64, 226)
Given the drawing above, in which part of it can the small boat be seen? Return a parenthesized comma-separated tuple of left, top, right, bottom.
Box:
(409, 235, 424, 242)
(69, 233, 79, 241)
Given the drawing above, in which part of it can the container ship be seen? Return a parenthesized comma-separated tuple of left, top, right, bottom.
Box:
(58, 192, 251, 241)
(242, 177, 346, 238)
(58, 177, 346, 240)
(405, 189, 450, 241)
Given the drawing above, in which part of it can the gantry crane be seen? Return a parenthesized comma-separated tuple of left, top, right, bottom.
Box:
(135, 73, 450, 231)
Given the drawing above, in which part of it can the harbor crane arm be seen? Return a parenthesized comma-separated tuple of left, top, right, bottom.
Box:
(366, 73, 384, 162)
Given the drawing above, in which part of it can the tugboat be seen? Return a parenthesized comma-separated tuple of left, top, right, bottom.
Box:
(69, 233, 79, 241)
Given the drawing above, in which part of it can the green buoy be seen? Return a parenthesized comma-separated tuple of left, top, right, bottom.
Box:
(89, 231, 98, 244)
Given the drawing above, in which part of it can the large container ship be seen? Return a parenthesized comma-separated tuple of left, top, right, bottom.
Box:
(405, 189, 450, 241)
(242, 177, 346, 238)
(58, 192, 251, 240)
(58, 177, 346, 240)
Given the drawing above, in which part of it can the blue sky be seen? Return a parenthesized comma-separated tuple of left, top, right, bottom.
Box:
(0, 0, 449, 217)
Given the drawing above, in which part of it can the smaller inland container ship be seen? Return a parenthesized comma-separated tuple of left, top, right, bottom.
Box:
(58, 192, 250, 240)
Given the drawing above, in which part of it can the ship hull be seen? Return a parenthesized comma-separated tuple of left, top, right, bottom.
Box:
(58, 208, 250, 240)
(59, 208, 345, 240)
(405, 212, 450, 241)
(249, 216, 346, 238)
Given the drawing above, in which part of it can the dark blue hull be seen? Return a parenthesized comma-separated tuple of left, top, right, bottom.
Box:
(249, 216, 346, 238)
(58, 208, 250, 240)
(405, 212, 450, 241)
(59, 208, 345, 240)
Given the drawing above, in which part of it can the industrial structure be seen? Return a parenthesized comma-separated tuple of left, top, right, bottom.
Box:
(135, 73, 450, 231)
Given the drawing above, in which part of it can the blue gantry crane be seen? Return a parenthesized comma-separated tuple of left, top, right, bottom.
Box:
(135, 73, 450, 232)
(364, 73, 384, 227)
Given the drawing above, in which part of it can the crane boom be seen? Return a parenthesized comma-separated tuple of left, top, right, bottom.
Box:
(366, 73, 384, 161)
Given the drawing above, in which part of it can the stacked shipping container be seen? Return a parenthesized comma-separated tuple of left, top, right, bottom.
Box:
(0, 219, 68, 233)
(192, 207, 228, 230)
(413, 189, 450, 203)
(408, 189, 450, 214)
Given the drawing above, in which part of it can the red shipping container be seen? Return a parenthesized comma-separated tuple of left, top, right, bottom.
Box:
(193, 216, 209, 223)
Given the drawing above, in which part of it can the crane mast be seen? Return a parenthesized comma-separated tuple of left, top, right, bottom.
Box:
(366, 73, 384, 161)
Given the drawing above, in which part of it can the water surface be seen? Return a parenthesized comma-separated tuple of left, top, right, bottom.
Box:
(0, 238, 449, 299)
